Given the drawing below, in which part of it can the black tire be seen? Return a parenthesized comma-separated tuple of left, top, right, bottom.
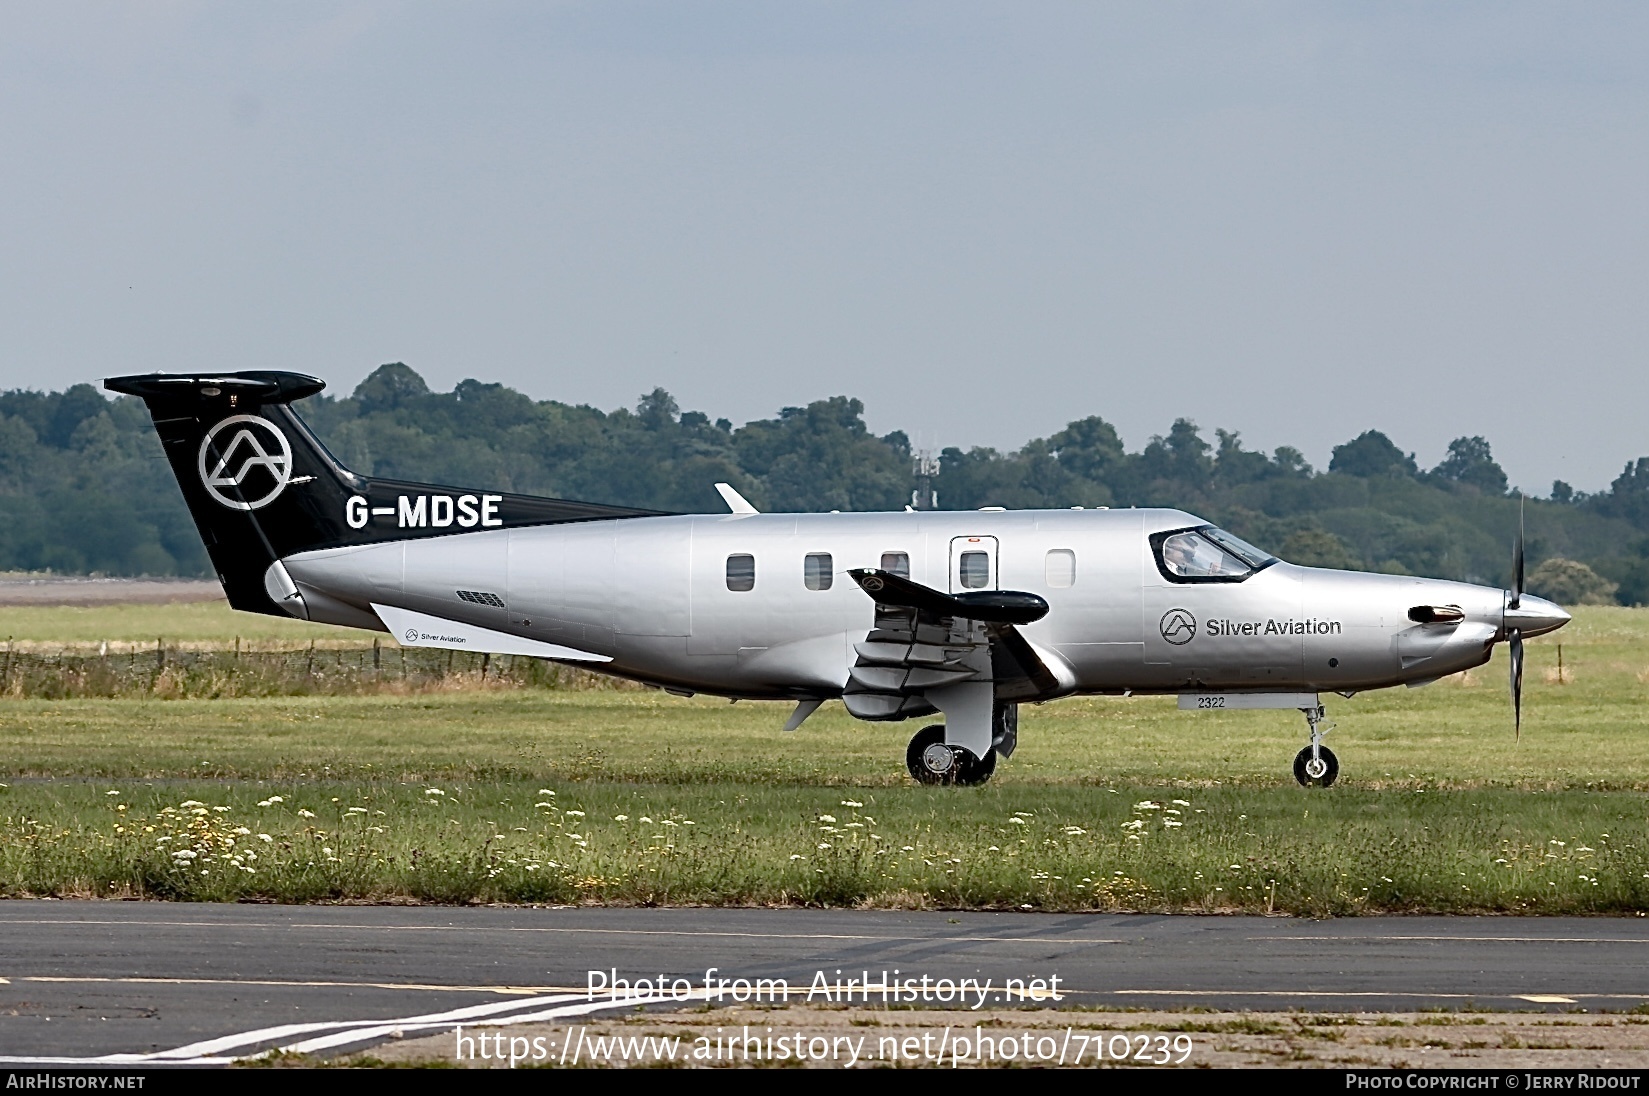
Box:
(907, 724, 953, 785)
(906, 725, 996, 786)
(954, 745, 997, 786)
(1293, 745, 1339, 787)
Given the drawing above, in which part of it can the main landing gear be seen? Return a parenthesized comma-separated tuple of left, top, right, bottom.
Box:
(906, 724, 996, 786)
(1293, 705, 1338, 787)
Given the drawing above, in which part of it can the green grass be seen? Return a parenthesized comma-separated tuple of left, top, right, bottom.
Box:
(0, 606, 1646, 913)
(0, 601, 377, 645)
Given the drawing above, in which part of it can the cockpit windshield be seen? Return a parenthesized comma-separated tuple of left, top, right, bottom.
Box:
(1155, 526, 1277, 582)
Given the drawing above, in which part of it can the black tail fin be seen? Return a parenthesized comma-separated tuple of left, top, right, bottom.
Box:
(107, 371, 662, 618)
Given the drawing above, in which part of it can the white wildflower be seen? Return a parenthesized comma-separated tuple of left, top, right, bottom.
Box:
(297, 809, 316, 819)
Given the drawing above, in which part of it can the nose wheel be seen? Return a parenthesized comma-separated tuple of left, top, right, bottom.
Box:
(1293, 744, 1338, 786)
(906, 724, 996, 786)
(1293, 705, 1338, 787)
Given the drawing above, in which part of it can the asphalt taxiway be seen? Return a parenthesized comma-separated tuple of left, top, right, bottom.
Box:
(3, 902, 1647, 1062)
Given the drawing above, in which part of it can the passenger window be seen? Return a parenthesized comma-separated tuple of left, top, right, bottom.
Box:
(1045, 548, 1076, 588)
(880, 551, 910, 578)
(959, 550, 990, 589)
(726, 553, 755, 592)
(804, 553, 833, 591)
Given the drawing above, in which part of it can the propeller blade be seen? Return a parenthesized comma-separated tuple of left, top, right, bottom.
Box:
(1510, 494, 1525, 610)
(1510, 628, 1523, 742)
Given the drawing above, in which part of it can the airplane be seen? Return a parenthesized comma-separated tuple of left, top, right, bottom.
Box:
(106, 370, 1572, 788)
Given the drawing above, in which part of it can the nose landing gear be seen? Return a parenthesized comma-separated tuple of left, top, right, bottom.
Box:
(1293, 705, 1338, 787)
(906, 724, 996, 786)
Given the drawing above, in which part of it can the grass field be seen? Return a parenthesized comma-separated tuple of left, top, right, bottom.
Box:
(0, 600, 377, 647)
(0, 605, 1646, 914)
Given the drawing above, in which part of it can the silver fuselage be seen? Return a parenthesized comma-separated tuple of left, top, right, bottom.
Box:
(281, 507, 1562, 704)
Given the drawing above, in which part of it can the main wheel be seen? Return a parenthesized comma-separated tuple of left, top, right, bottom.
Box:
(954, 744, 997, 786)
(906, 725, 997, 786)
(1293, 745, 1339, 787)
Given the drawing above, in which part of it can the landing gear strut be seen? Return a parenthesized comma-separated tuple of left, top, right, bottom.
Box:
(1293, 705, 1338, 787)
(906, 724, 996, 786)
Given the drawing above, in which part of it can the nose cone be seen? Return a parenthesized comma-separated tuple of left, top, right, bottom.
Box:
(1505, 594, 1571, 639)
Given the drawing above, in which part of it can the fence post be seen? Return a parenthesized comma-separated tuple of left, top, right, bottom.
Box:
(374, 637, 381, 673)
(156, 637, 164, 672)
(481, 653, 490, 681)
(1, 637, 12, 694)
(305, 640, 315, 678)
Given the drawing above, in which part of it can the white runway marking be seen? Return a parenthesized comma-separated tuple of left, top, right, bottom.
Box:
(17, 975, 578, 995)
(0, 988, 715, 1067)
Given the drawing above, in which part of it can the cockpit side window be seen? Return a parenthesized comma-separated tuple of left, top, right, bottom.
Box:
(1151, 526, 1276, 584)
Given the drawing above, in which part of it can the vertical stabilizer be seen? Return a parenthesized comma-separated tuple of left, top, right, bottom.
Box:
(106, 371, 663, 617)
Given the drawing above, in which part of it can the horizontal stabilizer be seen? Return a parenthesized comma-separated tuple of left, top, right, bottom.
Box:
(372, 603, 611, 662)
(845, 569, 1049, 625)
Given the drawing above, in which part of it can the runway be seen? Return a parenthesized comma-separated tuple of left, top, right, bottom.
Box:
(3, 902, 1649, 1062)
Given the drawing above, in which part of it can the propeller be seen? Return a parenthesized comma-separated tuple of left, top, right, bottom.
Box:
(1508, 495, 1525, 741)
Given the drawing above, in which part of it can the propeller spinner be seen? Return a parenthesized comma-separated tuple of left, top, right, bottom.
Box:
(1499, 498, 1572, 739)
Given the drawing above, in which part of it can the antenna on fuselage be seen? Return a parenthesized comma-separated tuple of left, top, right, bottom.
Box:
(912, 445, 940, 511)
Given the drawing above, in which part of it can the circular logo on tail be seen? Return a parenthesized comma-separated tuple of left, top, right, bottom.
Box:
(198, 415, 293, 511)
(1160, 608, 1197, 645)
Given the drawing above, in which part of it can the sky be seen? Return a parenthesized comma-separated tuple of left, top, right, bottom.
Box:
(1, 2, 1644, 493)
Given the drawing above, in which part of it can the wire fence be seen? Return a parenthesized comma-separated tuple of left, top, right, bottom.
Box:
(0, 640, 631, 699)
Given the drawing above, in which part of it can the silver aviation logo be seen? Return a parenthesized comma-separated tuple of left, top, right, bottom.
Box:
(1160, 608, 1197, 645)
(197, 415, 294, 511)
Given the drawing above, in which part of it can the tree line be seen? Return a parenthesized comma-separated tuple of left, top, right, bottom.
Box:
(5, 363, 1647, 604)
